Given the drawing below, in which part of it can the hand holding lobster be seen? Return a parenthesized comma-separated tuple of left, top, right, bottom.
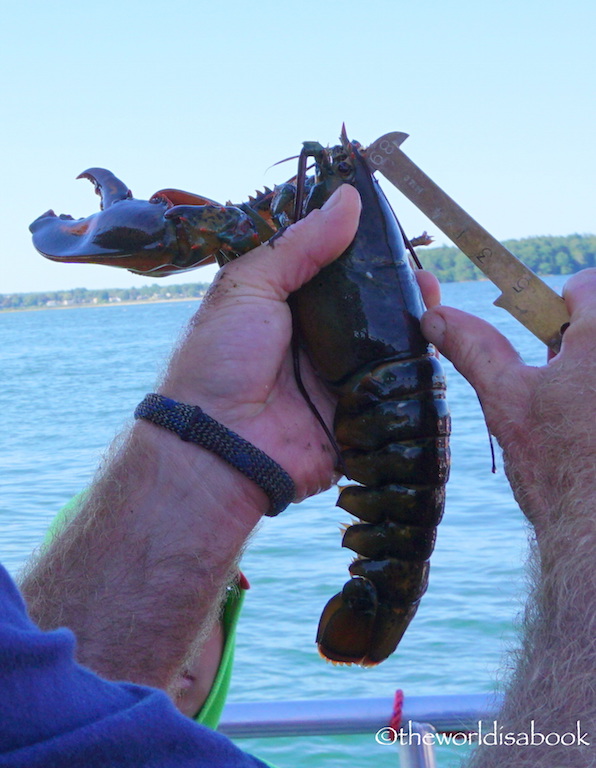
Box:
(161, 184, 361, 504)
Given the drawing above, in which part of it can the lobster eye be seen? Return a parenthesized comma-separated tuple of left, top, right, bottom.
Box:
(337, 161, 352, 175)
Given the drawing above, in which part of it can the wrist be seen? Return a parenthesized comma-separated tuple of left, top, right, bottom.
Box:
(509, 459, 596, 561)
(533, 501, 596, 560)
(134, 394, 295, 516)
(130, 418, 269, 537)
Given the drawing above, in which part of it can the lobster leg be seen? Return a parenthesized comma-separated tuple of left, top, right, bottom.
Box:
(164, 204, 264, 268)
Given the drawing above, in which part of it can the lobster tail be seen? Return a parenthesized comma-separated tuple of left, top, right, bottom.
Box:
(316, 353, 449, 666)
(316, 578, 378, 664)
(293, 135, 451, 666)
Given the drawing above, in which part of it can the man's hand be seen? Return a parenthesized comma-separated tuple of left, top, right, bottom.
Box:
(421, 269, 596, 533)
(421, 271, 596, 768)
(161, 184, 362, 501)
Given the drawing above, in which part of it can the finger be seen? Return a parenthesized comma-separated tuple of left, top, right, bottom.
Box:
(562, 268, 596, 322)
(547, 269, 596, 359)
(415, 269, 441, 309)
(220, 184, 362, 300)
(563, 269, 596, 341)
(421, 305, 525, 403)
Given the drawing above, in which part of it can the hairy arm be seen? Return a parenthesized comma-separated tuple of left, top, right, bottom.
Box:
(20, 185, 362, 694)
(422, 270, 596, 766)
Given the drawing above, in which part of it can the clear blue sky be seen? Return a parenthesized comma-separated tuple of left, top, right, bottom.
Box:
(2, 0, 594, 293)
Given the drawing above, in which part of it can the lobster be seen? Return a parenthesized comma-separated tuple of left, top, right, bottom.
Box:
(30, 131, 450, 666)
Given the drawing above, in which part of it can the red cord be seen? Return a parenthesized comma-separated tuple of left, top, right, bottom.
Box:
(389, 689, 404, 732)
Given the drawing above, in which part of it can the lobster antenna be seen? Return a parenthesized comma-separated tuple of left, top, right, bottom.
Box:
(268, 154, 299, 168)
(289, 144, 351, 478)
(482, 402, 497, 474)
(396, 217, 424, 270)
(289, 321, 351, 480)
(266, 157, 315, 178)
(293, 146, 312, 223)
(489, 431, 497, 474)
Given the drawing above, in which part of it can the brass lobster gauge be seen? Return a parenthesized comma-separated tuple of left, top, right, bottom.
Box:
(365, 132, 570, 354)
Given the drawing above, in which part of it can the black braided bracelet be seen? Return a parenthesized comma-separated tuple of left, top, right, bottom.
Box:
(134, 393, 295, 517)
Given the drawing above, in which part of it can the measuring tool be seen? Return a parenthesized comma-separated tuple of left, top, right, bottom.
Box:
(365, 132, 569, 353)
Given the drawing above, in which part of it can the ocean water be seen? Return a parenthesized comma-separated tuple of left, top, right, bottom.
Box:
(0, 275, 568, 766)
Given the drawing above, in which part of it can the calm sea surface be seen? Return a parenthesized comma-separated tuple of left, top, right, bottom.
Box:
(0, 276, 568, 766)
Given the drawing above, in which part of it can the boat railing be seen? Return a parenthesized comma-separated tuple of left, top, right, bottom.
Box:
(219, 692, 502, 767)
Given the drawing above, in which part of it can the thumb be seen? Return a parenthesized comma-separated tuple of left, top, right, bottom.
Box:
(220, 184, 362, 301)
(421, 305, 526, 409)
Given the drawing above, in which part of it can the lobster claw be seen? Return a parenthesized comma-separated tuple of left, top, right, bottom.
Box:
(30, 176, 181, 275)
(29, 169, 225, 276)
(76, 168, 132, 210)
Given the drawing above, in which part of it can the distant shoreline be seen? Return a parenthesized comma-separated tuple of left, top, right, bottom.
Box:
(0, 297, 201, 314)
(5, 232, 594, 312)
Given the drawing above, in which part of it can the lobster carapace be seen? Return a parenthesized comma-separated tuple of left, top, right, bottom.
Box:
(30, 131, 450, 666)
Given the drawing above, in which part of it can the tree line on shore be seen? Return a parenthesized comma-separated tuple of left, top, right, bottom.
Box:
(1, 281, 212, 311)
(417, 233, 596, 283)
(3, 233, 596, 311)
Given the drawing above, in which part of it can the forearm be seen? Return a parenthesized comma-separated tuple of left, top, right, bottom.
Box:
(421, 290, 596, 766)
(468, 482, 596, 766)
(20, 419, 266, 690)
(464, 381, 596, 764)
